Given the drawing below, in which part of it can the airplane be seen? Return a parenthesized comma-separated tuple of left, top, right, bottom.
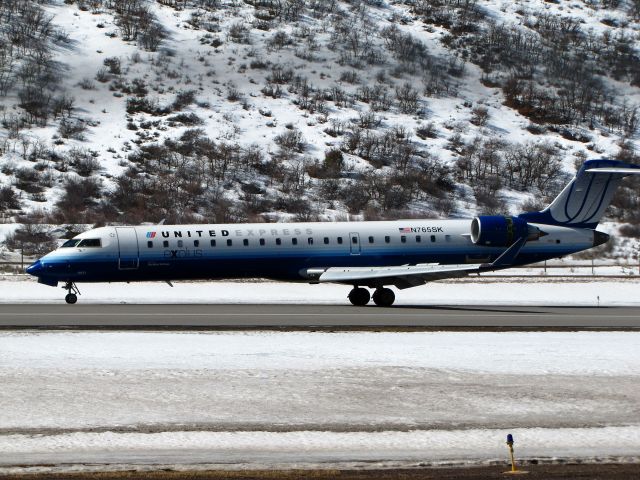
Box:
(26, 159, 640, 305)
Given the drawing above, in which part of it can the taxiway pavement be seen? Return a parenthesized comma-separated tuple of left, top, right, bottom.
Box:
(0, 304, 639, 328)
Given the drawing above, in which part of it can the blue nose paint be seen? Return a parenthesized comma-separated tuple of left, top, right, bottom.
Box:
(26, 260, 42, 276)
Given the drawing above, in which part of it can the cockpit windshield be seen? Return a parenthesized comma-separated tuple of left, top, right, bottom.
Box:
(60, 239, 81, 248)
(60, 239, 102, 248)
(78, 239, 101, 247)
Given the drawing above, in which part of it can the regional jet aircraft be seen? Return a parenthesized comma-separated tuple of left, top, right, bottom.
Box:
(26, 159, 640, 305)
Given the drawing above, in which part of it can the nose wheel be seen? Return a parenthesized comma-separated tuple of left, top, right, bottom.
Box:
(63, 282, 80, 304)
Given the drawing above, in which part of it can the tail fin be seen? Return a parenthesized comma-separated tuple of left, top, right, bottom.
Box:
(519, 159, 640, 229)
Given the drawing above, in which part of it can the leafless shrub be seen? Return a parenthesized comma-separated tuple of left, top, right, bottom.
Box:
(339, 70, 359, 84)
(51, 95, 75, 120)
(55, 176, 102, 221)
(172, 90, 197, 110)
(167, 112, 204, 125)
(79, 77, 96, 89)
(103, 56, 121, 74)
(274, 128, 305, 153)
(69, 147, 100, 177)
(416, 122, 437, 139)
(267, 30, 291, 50)
(261, 83, 282, 98)
(227, 84, 241, 101)
(395, 82, 420, 114)
(58, 119, 88, 140)
(267, 65, 294, 84)
(228, 21, 250, 43)
(14, 167, 45, 194)
(471, 105, 489, 126)
(5, 223, 57, 256)
(0, 185, 20, 211)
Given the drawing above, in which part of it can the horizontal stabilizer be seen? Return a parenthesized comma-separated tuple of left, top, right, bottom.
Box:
(585, 167, 640, 174)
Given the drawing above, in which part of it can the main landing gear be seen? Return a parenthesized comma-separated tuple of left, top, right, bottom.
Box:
(63, 281, 80, 304)
(348, 287, 395, 307)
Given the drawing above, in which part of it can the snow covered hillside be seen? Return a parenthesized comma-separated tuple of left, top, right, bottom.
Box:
(1, 0, 640, 256)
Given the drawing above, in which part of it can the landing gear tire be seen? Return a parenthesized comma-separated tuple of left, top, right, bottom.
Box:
(348, 287, 370, 306)
(63, 281, 80, 304)
(372, 288, 395, 307)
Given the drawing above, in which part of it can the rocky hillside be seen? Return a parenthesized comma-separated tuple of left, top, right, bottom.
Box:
(1, 0, 639, 257)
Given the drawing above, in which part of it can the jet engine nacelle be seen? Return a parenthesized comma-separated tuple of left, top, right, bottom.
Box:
(470, 216, 543, 247)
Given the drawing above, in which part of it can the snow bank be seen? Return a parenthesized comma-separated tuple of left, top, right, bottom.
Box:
(1, 277, 639, 306)
(1, 330, 639, 469)
(1, 427, 639, 467)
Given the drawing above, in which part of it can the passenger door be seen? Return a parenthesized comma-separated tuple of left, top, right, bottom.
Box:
(116, 227, 139, 270)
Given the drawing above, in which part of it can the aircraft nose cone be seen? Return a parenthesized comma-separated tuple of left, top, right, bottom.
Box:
(26, 260, 42, 276)
(593, 231, 610, 247)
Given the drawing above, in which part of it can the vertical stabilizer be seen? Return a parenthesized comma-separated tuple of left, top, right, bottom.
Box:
(519, 159, 640, 229)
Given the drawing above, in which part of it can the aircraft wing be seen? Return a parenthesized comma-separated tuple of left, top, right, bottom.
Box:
(312, 263, 484, 289)
(304, 237, 526, 289)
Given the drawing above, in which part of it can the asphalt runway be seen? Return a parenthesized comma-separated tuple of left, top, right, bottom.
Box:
(0, 304, 639, 328)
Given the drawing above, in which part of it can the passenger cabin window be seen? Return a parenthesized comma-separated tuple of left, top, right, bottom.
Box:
(401, 236, 406, 243)
(77, 239, 101, 248)
(61, 239, 81, 248)
(227, 239, 233, 246)
(308, 238, 314, 245)
(430, 235, 436, 243)
(260, 238, 265, 246)
(368, 236, 374, 244)
(210, 239, 216, 247)
(177, 240, 183, 248)
(324, 237, 329, 245)
(164, 240, 169, 248)
(147, 241, 153, 248)
(337, 237, 343, 244)
(292, 238, 298, 245)
(416, 235, 421, 243)
(243, 239, 249, 246)
(385, 236, 390, 244)
(276, 238, 282, 245)
(194, 240, 199, 247)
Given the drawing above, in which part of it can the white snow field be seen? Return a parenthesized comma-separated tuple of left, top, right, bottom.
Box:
(0, 331, 639, 470)
(1, 276, 640, 305)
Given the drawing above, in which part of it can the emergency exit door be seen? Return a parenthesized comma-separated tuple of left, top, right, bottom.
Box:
(349, 232, 361, 255)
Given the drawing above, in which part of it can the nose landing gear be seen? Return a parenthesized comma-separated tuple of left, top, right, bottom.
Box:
(63, 282, 80, 304)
